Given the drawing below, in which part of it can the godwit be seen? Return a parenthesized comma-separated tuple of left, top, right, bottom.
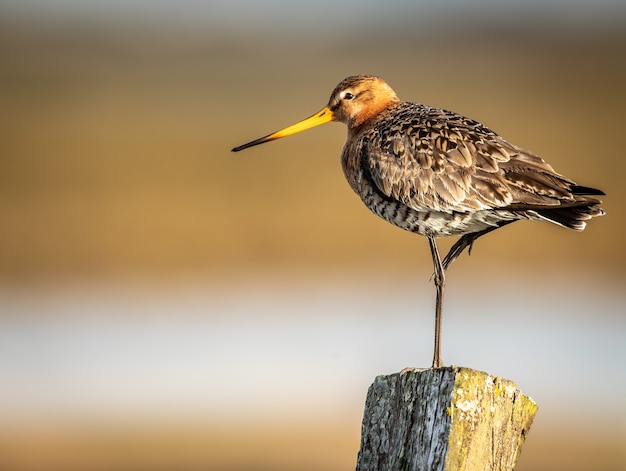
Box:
(232, 75, 605, 368)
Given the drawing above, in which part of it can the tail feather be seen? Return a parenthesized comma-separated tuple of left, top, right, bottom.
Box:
(534, 202, 604, 231)
(570, 185, 605, 196)
(523, 181, 605, 230)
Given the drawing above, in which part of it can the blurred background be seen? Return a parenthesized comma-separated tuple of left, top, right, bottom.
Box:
(0, 1, 625, 470)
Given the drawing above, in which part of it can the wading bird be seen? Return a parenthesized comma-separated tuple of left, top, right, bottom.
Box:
(232, 75, 604, 368)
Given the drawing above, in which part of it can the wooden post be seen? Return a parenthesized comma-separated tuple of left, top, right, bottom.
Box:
(356, 366, 538, 471)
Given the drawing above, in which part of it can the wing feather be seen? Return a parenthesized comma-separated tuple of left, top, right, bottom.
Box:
(362, 103, 583, 214)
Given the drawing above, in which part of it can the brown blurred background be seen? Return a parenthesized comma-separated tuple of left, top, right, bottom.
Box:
(0, 1, 625, 470)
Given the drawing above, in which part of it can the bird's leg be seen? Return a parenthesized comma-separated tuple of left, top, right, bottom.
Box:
(441, 222, 516, 272)
(441, 233, 481, 272)
(428, 236, 445, 368)
(428, 227, 495, 283)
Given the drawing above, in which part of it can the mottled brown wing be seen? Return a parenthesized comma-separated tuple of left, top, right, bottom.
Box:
(362, 106, 577, 214)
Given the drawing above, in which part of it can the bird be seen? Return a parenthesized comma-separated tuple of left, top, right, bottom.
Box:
(231, 74, 605, 368)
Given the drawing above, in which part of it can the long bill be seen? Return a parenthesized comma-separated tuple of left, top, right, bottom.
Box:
(231, 107, 335, 152)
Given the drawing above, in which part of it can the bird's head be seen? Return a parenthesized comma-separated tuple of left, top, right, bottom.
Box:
(327, 75, 399, 128)
(231, 75, 399, 152)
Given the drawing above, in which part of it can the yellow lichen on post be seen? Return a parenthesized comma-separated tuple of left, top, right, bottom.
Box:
(445, 368, 538, 471)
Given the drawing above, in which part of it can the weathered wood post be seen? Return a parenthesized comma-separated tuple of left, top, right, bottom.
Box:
(356, 366, 537, 471)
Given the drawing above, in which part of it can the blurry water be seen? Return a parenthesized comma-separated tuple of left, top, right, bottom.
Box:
(0, 274, 624, 429)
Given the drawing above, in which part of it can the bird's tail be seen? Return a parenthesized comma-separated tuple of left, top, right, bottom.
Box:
(533, 185, 605, 231)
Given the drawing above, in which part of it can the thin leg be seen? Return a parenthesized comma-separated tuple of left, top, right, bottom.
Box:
(441, 222, 516, 272)
(428, 236, 445, 368)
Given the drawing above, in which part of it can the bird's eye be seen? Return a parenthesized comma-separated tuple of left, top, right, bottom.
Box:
(342, 92, 355, 101)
